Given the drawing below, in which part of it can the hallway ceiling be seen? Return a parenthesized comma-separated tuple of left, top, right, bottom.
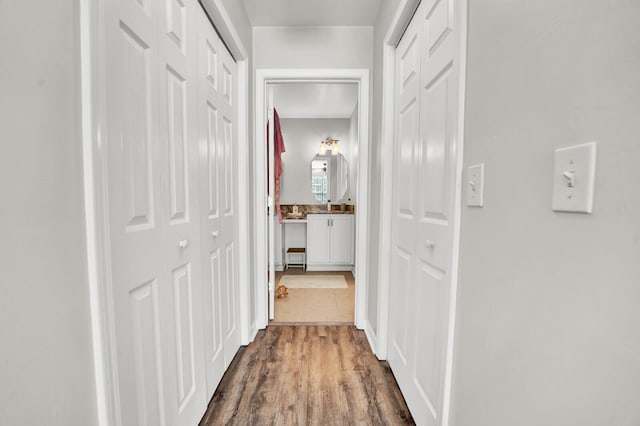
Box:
(242, 0, 382, 26)
(272, 83, 358, 118)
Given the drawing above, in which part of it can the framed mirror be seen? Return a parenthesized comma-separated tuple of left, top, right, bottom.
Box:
(310, 153, 348, 202)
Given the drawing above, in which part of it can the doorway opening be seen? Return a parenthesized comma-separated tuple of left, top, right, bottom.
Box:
(269, 82, 358, 324)
(254, 69, 370, 330)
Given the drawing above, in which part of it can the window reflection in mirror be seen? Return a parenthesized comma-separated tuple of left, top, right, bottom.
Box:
(311, 158, 328, 202)
(310, 154, 348, 203)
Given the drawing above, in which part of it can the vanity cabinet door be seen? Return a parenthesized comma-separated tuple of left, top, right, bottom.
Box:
(307, 215, 331, 264)
(329, 215, 354, 264)
(307, 214, 354, 269)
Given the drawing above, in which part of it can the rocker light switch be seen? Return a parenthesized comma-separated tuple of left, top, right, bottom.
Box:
(552, 142, 597, 213)
(467, 163, 484, 207)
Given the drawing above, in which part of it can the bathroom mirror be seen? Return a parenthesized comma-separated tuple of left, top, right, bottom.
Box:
(310, 153, 348, 202)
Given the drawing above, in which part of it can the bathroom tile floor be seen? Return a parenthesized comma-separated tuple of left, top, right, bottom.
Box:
(273, 270, 355, 324)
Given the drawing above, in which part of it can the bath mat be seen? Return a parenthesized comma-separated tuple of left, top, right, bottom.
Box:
(279, 275, 348, 289)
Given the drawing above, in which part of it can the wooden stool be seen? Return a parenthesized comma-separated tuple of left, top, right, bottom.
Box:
(286, 247, 306, 270)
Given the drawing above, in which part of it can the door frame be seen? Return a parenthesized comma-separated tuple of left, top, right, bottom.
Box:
(79, 1, 251, 424)
(254, 68, 370, 330)
(377, 0, 468, 424)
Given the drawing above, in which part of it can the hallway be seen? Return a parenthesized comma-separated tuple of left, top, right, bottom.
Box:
(199, 326, 414, 425)
(3, 0, 640, 425)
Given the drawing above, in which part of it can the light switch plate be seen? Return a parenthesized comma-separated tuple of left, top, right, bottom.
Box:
(552, 142, 597, 213)
(467, 163, 484, 207)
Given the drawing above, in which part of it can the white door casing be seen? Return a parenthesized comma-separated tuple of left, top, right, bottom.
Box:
(254, 69, 370, 329)
(267, 86, 276, 320)
(387, 0, 465, 425)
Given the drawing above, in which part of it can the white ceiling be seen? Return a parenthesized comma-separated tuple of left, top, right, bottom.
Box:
(242, 0, 382, 26)
(272, 83, 358, 118)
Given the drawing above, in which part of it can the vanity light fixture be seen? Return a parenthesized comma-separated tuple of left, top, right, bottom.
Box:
(319, 137, 340, 155)
(319, 141, 327, 155)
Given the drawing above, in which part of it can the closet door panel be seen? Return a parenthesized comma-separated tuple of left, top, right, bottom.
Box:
(158, 1, 206, 424)
(166, 0, 186, 52)
(388, 9, 421, 399)
(218, 36, 240, 368)
(104, 0, 168, 425)
(105, 1, 240, 422)
(198, 12, 224, 396)
(170, 263, 196, 406)
(396, 29, 420, 220)
(207, 247, 224, 365)
(388, 0, 463, 424)
(205, 103, 221, 219)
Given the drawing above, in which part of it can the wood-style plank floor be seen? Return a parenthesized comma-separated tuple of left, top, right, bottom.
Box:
(199, 326, 415, 425)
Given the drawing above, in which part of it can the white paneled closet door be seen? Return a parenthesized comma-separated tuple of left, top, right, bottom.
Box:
(104, 0, 239, 425)
(388, 0, 462, 425)
(197, 9, 240, 396)
(158, 0, 207, 424)
(217, 28, 240, 371)
(104, 0, 168, 424)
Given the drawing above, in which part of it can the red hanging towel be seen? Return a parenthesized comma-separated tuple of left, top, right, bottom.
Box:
(267, 109, 286, 223)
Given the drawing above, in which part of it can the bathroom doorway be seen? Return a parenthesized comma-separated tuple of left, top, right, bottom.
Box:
(254, 69, 370, 328)
(271, 82, 357, 324)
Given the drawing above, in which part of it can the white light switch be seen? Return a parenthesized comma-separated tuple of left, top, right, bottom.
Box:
(467, 163, 484, 207)
(552, 142, 597, 213)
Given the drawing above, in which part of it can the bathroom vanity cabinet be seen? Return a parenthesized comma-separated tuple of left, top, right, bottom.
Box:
(306, 214, 354, 271)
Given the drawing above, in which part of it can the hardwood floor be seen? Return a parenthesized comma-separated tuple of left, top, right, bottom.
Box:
(199, 326, 415, 425)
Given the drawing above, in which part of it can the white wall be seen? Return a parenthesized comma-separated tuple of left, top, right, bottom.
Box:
(219, 0, 252, 52)
(252, 24, 372, 332)
(0, 2, 97, 425)
(450, 1, 640, 425)
(253, 26, 373, 69)
(278, 118, 352, 204)
(366, 0, 402, 340)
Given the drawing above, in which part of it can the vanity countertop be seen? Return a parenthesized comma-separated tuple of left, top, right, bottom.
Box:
(280, 204, 354, 220)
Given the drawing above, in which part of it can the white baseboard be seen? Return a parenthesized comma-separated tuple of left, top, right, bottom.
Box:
(306, 265, 354, 272)
(248, 320, 259, 343)
(364, 320, 380, 359)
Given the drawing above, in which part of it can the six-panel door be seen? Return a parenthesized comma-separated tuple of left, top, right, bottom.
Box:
(104, 1, 239, 425)
(388, 0, 463, 424)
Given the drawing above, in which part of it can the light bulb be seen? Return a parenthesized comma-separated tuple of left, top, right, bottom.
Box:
(319, 142, 327, 155)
